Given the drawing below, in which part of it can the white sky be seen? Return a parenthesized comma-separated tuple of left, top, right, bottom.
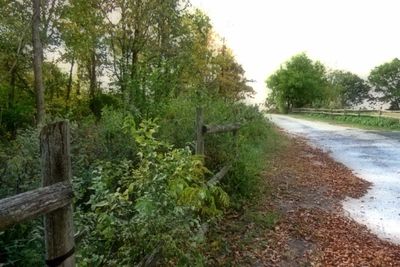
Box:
(190, 0, 400, 104)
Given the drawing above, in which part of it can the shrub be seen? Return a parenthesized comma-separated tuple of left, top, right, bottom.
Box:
(74, 120, 229, 265)
(157, 95, 272, 203)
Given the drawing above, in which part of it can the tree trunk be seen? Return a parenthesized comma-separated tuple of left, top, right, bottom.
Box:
(76, 64, 82, 96)
(89, 50, 97, 99)
(66, 57, 75, 104)
(32, 0, 45, 125)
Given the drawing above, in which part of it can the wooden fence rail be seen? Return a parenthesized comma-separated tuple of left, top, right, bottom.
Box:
(0, 121, 75, 267)
(292, 108, 400, 120)
(2, 112, 240, 266)
(0, 182, 72, 230)
(195, 107, 240, 186)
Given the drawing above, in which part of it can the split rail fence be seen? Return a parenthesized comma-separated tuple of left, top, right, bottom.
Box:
(0, 121, 75, 267)
(292, 107, 400, 120)
(0, 111, 242, 267)
(195, 107, 241, 185)
(137, 107, 242, 266)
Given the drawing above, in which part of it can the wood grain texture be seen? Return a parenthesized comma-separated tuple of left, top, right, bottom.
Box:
(40, 121, 75, 267)
(0, 182, 73, 230)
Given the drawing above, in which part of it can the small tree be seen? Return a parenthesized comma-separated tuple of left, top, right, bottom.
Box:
(266, 53, 326, 113)
(32, 0, 45, 125)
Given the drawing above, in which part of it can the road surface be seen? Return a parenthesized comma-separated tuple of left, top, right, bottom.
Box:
(269, 114, 400, 244)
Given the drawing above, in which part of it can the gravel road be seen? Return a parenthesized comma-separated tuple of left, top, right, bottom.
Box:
(269, 114, 400, 244)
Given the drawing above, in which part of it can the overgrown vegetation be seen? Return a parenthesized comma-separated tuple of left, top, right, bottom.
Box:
(203, 125, 289, 265)
(0, 1, 271, 265)
(1, 101, 273, 265)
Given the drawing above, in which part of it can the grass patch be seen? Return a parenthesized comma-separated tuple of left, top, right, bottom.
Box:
(203, 125, 290, 265)
(291, 113, 400, 131)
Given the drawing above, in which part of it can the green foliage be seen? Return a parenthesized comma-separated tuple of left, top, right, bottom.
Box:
(0, 0, 253, 138)
(327, 70, 370, 108)
(89, 93, 122, 119)
(212, 46, 255, 101)
(158, 95, 272, 203)
(0, 127, 42, 266)
(369, 58, 400, 110)
(74, 119, 228, 265)
(0, 98, 273, 265)
(0, 221, 44, 267)
(266, 53, 327, 113)
(0, 127, 40, 197)
(0, 0, 267, 265)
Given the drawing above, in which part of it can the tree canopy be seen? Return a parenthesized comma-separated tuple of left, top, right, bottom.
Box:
(0, 0, 254, 137)
(368, 58, 400, 110)
(328, 70, 370, 108)
(266, 53, 327, 112)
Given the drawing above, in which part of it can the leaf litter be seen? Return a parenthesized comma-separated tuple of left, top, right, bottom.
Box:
(204, 132, 400, 266)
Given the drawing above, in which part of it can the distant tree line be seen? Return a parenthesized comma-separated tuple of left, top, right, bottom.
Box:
(266, 53, 400, 112)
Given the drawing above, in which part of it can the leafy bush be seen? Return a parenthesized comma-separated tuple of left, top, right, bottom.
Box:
(74, 120, 228, 265)
(0, 99, 273, 265)
(158, 95, 273, 203)
(0, 127, 42, 266)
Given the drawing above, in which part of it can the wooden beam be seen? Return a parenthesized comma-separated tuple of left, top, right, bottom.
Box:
(0, 182, 73, 231)
(204, 123, 241, 135)
(40, 121, 75, 267)
(207, 165, 231, 186)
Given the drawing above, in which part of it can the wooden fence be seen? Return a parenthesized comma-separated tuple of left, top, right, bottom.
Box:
(0, 121, 75, 267)
(138, 108, 242, 266)
(292, 108, 400, 120)
(1, 112, 241, 267)
(195, 107, 241, 185)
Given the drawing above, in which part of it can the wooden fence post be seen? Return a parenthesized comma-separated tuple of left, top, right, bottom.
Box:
(40, 121, 75, 267)
(196, 107, 205, 155)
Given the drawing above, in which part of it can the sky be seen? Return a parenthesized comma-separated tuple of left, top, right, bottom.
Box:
(190, 0, 400, 104)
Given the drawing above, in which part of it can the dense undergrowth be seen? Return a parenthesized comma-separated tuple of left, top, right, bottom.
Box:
(294, 113, 400, 131)
(0, 96, 274, 266)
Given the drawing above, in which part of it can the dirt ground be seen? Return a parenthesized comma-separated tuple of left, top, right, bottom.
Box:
(205, 132, 400, 266)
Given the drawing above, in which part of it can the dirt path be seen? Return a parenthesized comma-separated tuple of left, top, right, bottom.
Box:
(205, 132, 400, 266)
(270, 114, 400, 243)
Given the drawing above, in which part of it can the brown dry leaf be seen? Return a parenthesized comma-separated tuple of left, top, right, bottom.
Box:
(204, 131, 400, 266)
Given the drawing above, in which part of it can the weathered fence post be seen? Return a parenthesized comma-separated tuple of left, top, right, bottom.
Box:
(40, 121, 75, 267)
(196, 107, 205, 155)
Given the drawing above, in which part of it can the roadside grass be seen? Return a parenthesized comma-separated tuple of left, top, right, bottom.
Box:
(203, 124, 290, 265)
(290, 113, 400, 131)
